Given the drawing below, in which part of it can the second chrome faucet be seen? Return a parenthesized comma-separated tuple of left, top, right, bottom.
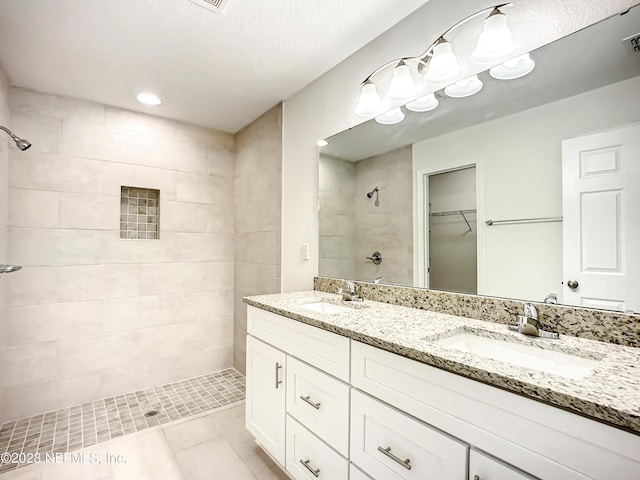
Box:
(509, 303, 559, 339)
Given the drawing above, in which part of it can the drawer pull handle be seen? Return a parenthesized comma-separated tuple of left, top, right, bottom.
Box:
(299, 458, 320, 477)
(377, 446, 412, 470)
(300, 395, 321, 410)
(275, 362, 283, 389)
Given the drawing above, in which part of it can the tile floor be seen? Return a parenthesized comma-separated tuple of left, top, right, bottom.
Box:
(0, 403, 289, 480)
(0, 369, 246, 474)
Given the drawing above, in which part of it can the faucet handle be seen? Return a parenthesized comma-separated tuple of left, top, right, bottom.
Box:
(523, 303, 538, 320)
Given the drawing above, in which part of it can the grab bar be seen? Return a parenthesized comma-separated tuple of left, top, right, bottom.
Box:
(485, 216, 562, 226)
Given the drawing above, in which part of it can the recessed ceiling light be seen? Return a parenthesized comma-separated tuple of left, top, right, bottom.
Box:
(136, 92, 162, 106)
(317, 139, 328, 147)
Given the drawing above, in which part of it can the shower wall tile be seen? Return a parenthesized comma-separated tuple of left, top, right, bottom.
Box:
(139, 262, 234, 296)
(5, 301, 103, 345)
(2, 342, 57, 387)
(57, 265, 141, 302)
(9, 88, 105, 125)
(233, 105, 282, 374)
(6, 267, 58, 307)
(9, 112, 61, 154)
(59, 192, 120, 230)
(8, 228, 103, 266)
(160, 200, 208, 232)
(4, 87, 236, 421)
(9, 150, 104, 195)
(8, 188, 59, 228)
(174, 233, 234, 263)
(104, 107, 176, 138)
(102, 161, 178, 199)
(176, 171, 233, 205)
(101, 231, 176, 264)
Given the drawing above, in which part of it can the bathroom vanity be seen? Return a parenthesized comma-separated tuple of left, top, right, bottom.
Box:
(244, 291, 640, 480)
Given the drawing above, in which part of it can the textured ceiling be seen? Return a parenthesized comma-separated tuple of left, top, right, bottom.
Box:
(0, 0, 429, 133)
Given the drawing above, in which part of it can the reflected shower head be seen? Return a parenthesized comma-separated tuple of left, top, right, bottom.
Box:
(366, 187, 379, 198)
(0, 126, 31, 151)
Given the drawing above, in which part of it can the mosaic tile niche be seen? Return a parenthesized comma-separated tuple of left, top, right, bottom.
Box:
(120, 186, 160, 239)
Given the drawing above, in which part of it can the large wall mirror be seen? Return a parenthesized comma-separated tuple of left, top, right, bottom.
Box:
(318, 5, 640, 313)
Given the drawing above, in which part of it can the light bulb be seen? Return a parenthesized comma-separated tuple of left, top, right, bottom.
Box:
(471, 10, 516, 64)
(375, 108, 405, 125)
(355, 81, 383, 117)
(406, 93, 439, 113)
(137, 92, 162, 106)
(426, 41, 462, 84)
(490, 53, 535, 80)
(387, 61, 417, 102)
(444, 75, 483, 98)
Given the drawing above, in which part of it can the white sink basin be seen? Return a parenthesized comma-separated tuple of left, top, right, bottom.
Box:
(435, 333, 600, 380)
(299, 302, 350, 315)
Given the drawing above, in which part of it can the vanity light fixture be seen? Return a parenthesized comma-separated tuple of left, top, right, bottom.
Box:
(470, 7, 517, 64)
(387, 60, 418, 102)
(375, 107, 405, 125)
(136, 92, 162, 106)
(317, 139, 328, 147)
(354, 3, 514, 119)
(490, 53, 535, 80)
(354, 80, 383, 117)
(406, 93, 439, 112)
(444, 75, 484, 98)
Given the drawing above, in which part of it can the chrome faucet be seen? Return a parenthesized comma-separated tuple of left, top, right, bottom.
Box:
(373, 276, 383, 284)
(340, 280, 363, 302)
(509, 303, 559, 339)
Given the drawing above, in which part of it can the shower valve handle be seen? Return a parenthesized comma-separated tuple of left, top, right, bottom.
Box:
(366, 251, 382, 265)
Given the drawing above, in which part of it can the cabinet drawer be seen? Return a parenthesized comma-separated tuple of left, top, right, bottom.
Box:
(286, 415, 348, 480)
(351, 341, 632, 480)
(350, 389, 468, 480)
(350, 464, 373, 480)
(469, 449, 537, 480)
(247, 305, 350, 381)
(286, 357, 350, 456)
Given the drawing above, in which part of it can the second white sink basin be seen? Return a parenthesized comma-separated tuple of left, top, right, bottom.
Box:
(299, 301, 350, 315)
(435, 332, 600, 380)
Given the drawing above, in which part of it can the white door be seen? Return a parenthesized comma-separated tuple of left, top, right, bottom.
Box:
(469, 450, 537, 480)
(562, 124, 640, 312)
(246, 335, 286, 465)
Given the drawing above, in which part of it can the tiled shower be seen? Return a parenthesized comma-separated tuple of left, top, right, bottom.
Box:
(0, 70, 282, 472)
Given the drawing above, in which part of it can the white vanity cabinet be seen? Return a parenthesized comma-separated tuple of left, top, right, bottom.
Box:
(245, 335, 286, 465)
(246, 304, 640, 480)
(468, 450, 537, 480)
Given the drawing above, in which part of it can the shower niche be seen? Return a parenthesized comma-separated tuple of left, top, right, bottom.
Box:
(120, 186, 160, 239)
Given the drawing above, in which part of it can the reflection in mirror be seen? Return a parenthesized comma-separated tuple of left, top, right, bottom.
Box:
(318, 6, 640, 312)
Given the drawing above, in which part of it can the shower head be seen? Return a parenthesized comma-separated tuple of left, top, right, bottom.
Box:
(366, 187, 379, 198)
(0, 126, 31, 151)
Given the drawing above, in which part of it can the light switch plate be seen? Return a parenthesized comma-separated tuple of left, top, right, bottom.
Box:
(302, 243, 310, 260)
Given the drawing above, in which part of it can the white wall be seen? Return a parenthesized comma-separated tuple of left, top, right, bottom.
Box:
(413, 76, 640, 301)
(281, 0, 636, 292)
(3, 88, 236, 420)
(0, 65, 9, 422)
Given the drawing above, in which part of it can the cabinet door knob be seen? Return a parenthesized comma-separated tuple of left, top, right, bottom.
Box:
(567, 279, 579, 289)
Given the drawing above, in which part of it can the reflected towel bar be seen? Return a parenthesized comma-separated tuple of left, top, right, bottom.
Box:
(485, 216, 563, 226)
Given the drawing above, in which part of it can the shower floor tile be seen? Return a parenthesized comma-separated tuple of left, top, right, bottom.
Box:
(0, 368, 245, 474)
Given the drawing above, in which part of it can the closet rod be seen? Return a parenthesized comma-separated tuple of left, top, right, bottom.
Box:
(485, 216, 563, 226)
(430, 208, 477, 217)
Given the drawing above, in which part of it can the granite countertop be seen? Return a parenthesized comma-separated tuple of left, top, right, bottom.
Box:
(244, 290, 640, 435)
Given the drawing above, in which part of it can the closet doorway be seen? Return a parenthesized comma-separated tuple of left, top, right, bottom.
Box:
(427, 166, 477, 294)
